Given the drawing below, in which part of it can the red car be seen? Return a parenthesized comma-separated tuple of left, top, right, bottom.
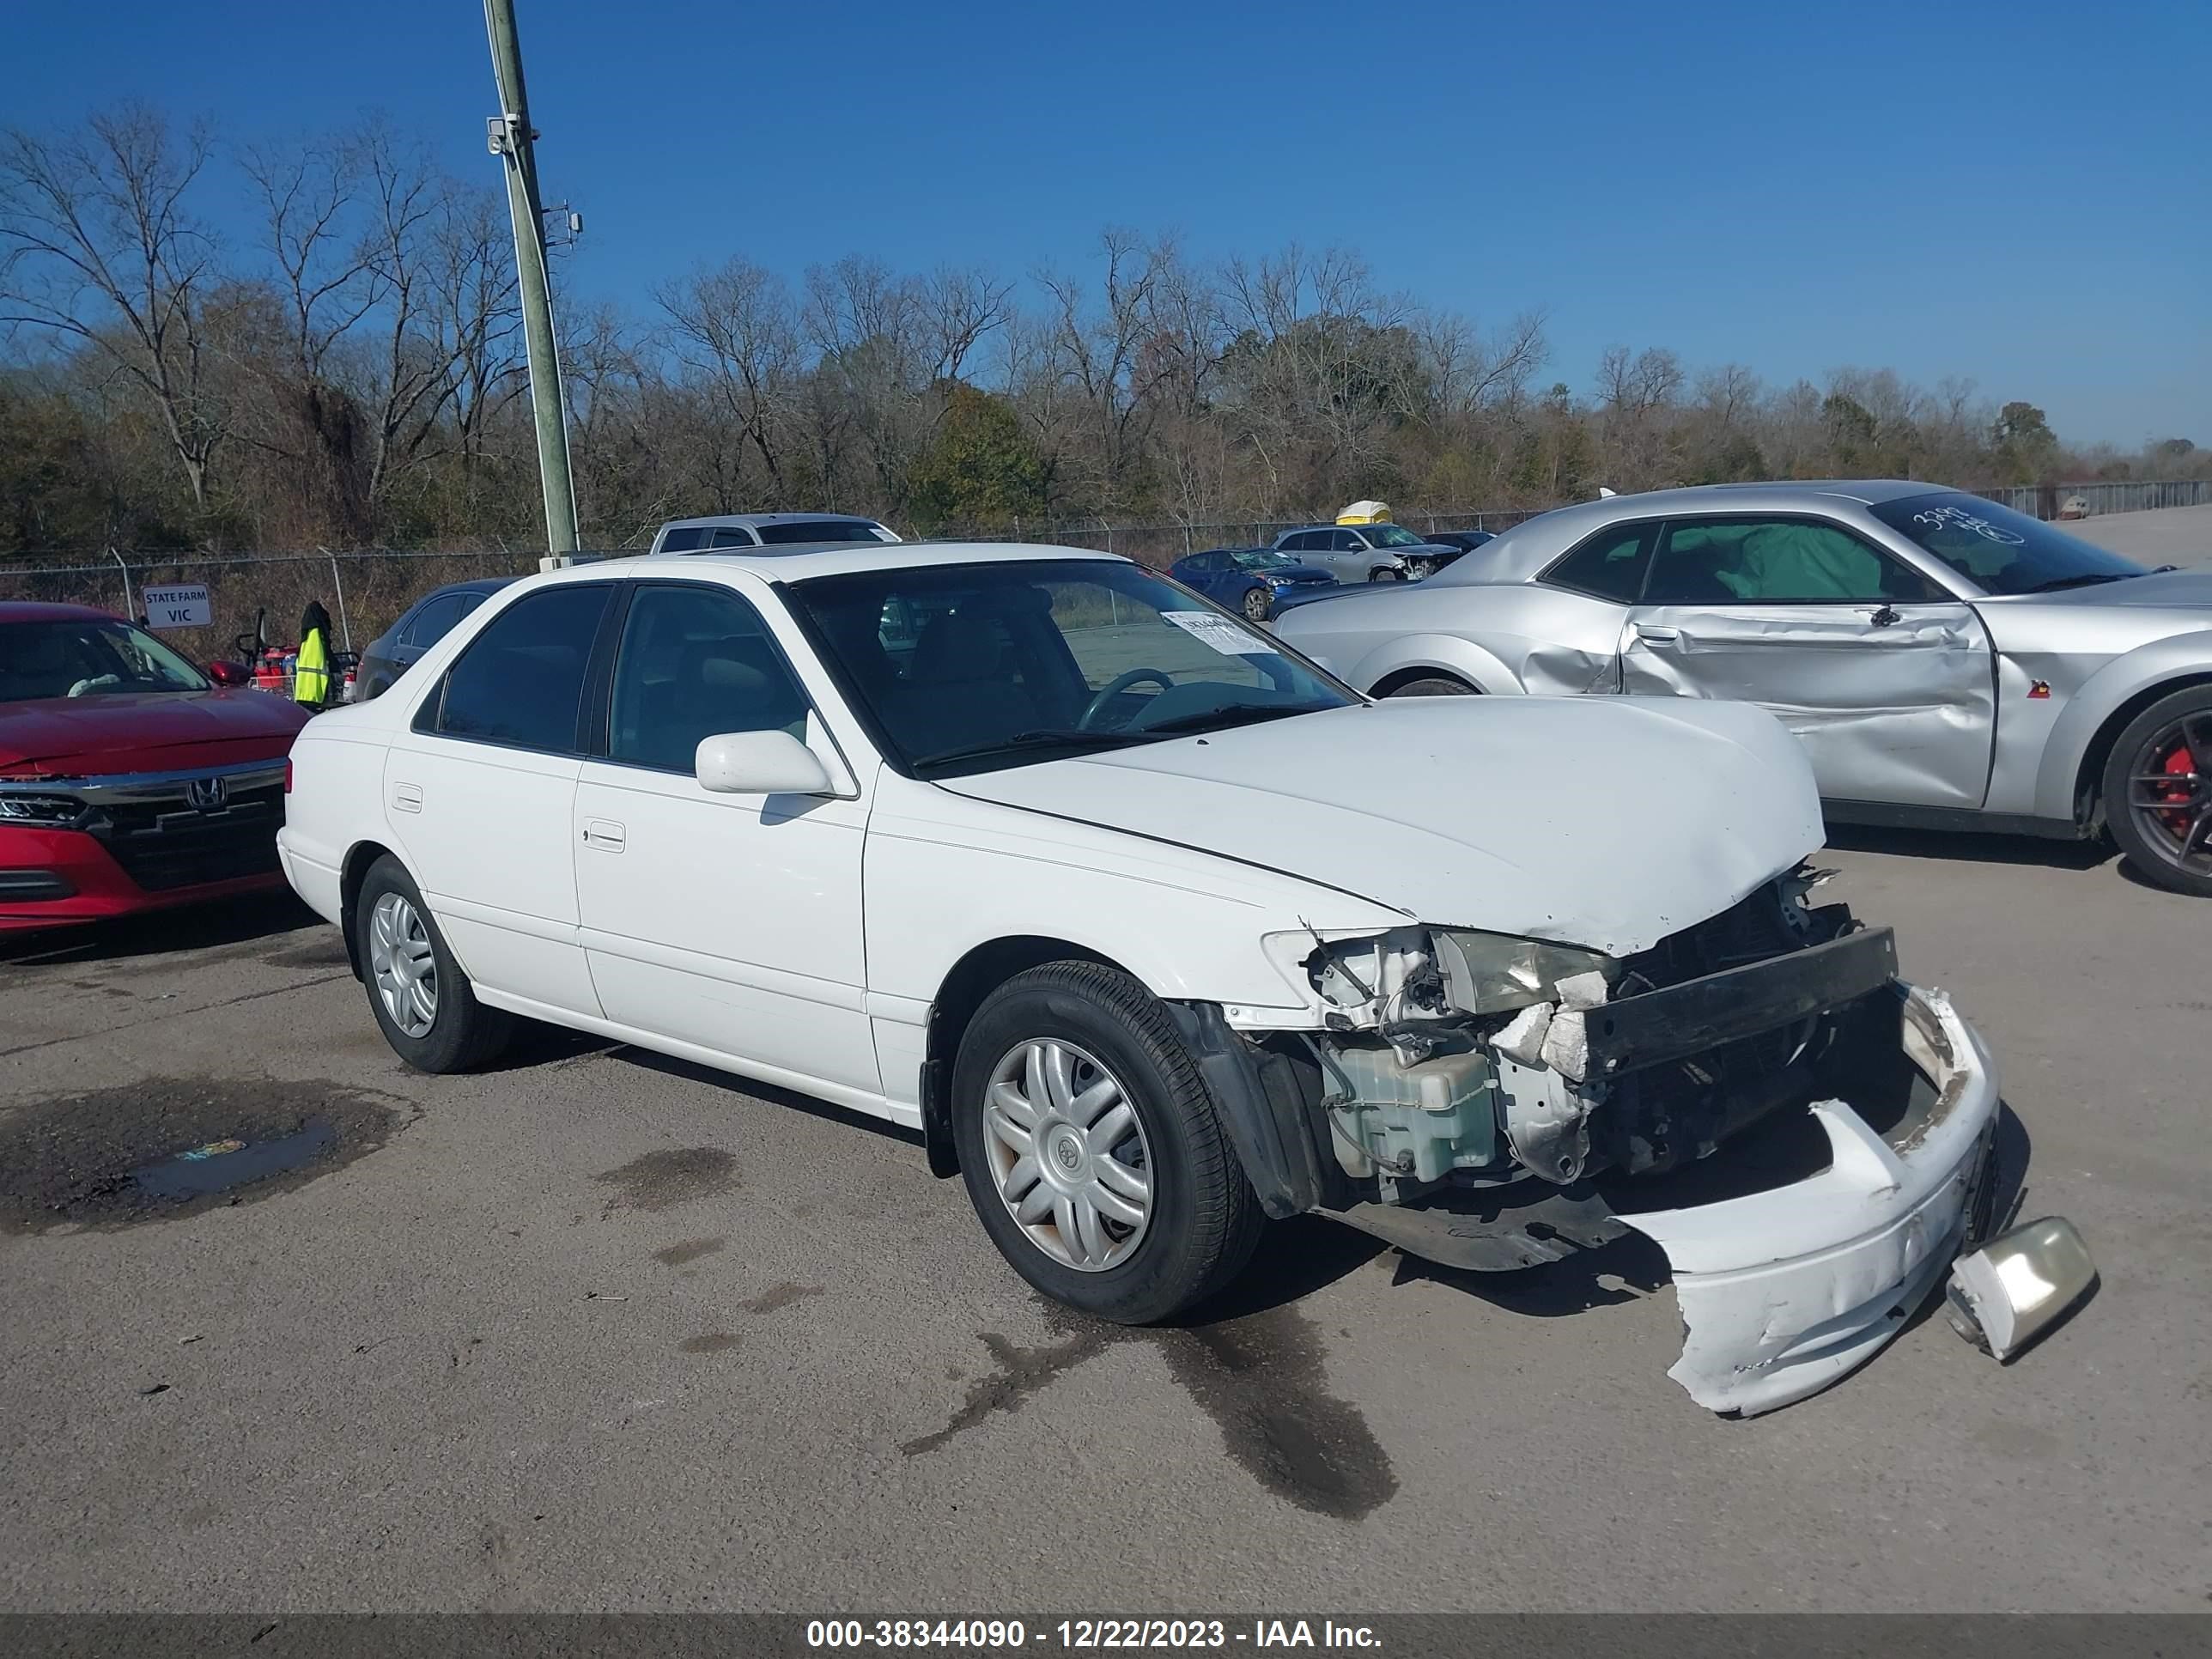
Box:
(0, 602, 312, 933)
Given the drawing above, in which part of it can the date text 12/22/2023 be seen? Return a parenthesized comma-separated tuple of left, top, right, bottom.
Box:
(805, 1620, 1382, 1650)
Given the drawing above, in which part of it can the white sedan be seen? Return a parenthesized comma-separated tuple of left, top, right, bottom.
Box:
(276, 540, 2076, 1413)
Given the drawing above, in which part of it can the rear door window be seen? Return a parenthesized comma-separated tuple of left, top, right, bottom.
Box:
(708, 527, 756, 548)
(422, 586, 611, 752)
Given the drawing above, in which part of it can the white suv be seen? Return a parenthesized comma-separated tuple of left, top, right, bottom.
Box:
(649, 513, 898, 554)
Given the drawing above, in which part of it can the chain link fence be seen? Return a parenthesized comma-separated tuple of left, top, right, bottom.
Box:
(4, 482, 2202, 666)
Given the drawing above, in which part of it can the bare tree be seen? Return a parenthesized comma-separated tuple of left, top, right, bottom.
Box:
(0, 106, 228, 510)
(659, 257, 799, 503)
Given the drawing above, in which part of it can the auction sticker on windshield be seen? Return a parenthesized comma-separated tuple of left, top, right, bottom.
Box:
(1162, 612, 1271, 654)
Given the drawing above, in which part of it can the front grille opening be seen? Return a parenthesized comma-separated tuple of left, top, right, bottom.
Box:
(90, 784, 284, 893)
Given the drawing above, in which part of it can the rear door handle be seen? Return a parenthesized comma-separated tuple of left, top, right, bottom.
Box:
(392, 781, 423, 813)
(1634, 624, 1680, 645)
(582, 818, 626, 853)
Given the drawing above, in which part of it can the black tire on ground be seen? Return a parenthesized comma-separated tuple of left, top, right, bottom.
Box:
(1242, 586, 1272, 623)
(2100, 684, 2212, 898)
(1370, 567, 1403, 582)
(354, 854, 516, 1072)
(951, 961, 1264, 1324)
(1386, 674, 1479, 697)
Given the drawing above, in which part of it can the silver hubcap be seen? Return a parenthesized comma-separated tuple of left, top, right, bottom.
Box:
(368, 891, 438, 1039)
(983, 1039, 1152, 1273)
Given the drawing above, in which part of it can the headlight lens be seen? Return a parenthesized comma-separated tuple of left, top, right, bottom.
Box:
(1431, 930, 1616, 1015)
(0, 794, 85, 825)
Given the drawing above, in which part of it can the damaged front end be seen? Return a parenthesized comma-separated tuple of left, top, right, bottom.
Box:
(1212, 867, 2087, 1415)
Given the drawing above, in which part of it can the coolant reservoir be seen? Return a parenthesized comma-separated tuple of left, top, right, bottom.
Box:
(1325, 1045, 1498, 1183)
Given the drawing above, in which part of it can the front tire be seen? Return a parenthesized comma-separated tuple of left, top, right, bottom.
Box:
(355, 855, 515, 1071)
(1242, 586, 1272, 623)
(1369, 567, 1403, 583)
(2102, 685, 2212, 896)
(951, 962, 1262, 1323)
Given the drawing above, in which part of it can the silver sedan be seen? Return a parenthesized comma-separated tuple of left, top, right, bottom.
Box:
(1275, 481, 2212, 895)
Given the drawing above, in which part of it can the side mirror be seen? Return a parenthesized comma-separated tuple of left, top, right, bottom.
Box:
(207, 660, 251, 688)
(696, 729, 835, 797)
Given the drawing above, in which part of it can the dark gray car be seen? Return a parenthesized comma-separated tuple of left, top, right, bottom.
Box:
(354, 577, 514, 701)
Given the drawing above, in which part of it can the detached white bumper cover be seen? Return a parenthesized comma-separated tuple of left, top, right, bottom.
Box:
(1621, 985, 1998, 1416)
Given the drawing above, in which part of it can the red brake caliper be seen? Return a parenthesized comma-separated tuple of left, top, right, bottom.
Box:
(2157, 738, 2195, 835)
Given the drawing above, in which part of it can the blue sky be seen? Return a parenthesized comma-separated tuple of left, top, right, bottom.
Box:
(10, 0, 2209, 446)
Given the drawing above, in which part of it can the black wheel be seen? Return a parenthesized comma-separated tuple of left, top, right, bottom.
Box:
(1386, 674, 1478, 698)
(951, 962, 1263, 1323)
(1369, 567, 1403, 583)
(354, 855, 516, 1071)
(2102, 685, 2212, 897)
(1241, 586, 1272, 623)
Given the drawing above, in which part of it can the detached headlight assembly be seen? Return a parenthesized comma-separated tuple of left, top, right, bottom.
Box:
(1431, 930, 1616, 1016)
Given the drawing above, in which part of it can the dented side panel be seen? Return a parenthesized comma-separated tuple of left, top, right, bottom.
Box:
(1618, 602, 1998, 810)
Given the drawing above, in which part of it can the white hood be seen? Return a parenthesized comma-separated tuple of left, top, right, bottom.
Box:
(940, 697, 1824, 957)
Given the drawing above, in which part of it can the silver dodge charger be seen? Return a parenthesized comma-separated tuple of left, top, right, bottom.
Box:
(1276, 481, 2212, 895)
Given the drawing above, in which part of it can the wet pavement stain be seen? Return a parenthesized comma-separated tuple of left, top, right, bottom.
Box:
(594, 1148, 738, 1216)
(0, 1078, 414, 1234)
(738, 1281, 825, 1315)
(900, 1303, 1397, 1521)
(678, 1333, 742, 1354)
(131, 1121, 338, 1200)
(653, 1237, 727, 1267)
(261, 937, 353, 970)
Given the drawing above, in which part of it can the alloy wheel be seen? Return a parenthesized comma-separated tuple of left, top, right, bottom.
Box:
(981, 1038, 1153, 1272)
(2125, 712, 2212, 877)
(368, 890, 439, 1038)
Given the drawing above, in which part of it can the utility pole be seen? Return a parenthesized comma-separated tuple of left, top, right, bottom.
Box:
(483, 0, 580, 569)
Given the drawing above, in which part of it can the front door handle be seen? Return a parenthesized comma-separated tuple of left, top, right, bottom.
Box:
(581, 818, 626, 853)
(1634, 624, 1680, 645)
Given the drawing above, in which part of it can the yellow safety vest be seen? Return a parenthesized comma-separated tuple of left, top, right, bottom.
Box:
(295, 629, 331, 706)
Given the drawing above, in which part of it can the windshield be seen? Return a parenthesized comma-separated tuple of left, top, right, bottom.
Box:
(756, 520, 897, 545)
(1869, 492, 2147, 595)
(787, 558, 1355, 775)
(0, 617, 210, 702)
(1364, 525, 1430, 548)
(1230, 550, 1303, 570)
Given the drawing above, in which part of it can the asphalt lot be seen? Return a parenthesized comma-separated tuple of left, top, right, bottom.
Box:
(3, 504, 2209, 1615)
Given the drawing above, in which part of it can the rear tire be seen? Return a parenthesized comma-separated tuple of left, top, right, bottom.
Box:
(2101, 684, 2212, 897)
(354, 855, 516, 1072)
(1386, 674, 1479, 698)
(951, 962, 1263, 1324)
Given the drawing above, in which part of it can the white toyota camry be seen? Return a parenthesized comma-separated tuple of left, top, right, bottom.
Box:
(276, 539, 2086, 1413)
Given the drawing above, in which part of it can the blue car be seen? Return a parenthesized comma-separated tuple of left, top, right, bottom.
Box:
(1168, 547, 1337, 622)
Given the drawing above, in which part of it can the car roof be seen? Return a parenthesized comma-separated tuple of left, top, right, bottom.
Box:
(617, 539, 1130, 582)
(0, 600, 117, 623)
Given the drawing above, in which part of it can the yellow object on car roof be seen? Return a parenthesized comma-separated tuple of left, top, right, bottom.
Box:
(1337, 499, 1392, 525)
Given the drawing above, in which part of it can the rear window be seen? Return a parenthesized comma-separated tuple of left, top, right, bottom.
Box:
(755, 520, 894, 545)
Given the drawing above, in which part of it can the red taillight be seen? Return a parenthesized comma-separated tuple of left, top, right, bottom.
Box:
(283, 758, 294, 794)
